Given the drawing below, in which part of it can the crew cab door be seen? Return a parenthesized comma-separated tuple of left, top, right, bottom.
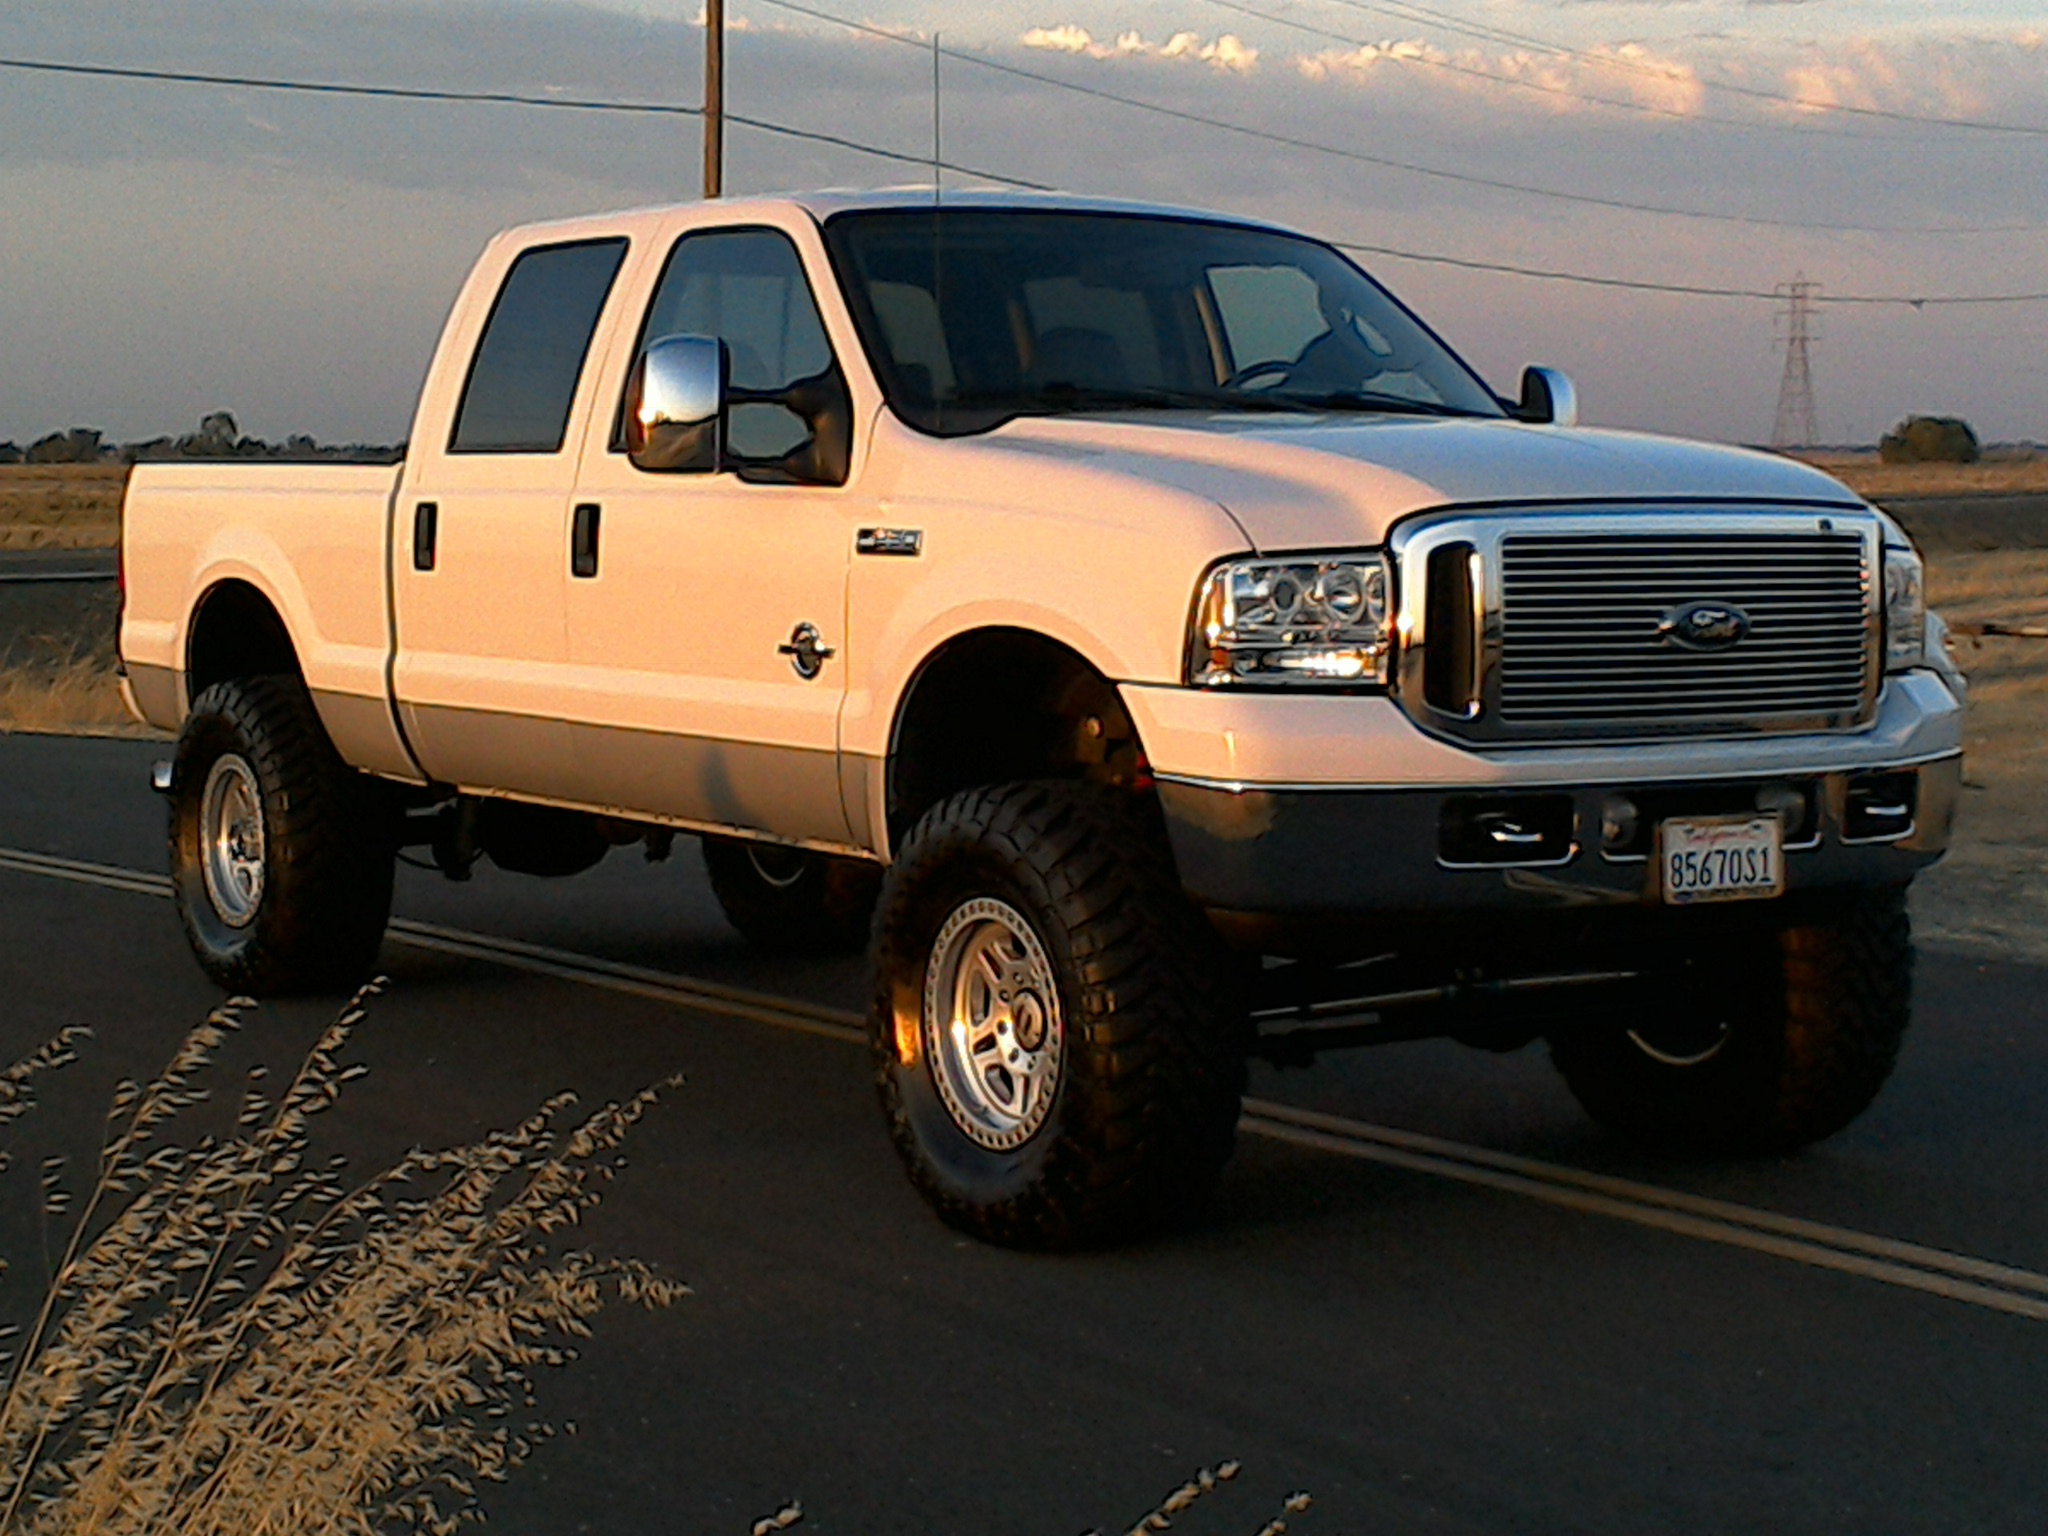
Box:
(393, 234, 633, 796)
(560, 220, 860, 846)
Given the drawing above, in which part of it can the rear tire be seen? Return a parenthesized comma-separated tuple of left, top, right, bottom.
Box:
(169, 676, 395, 994)
(1549, 890, 1913, 1156)
(869, 781, 1245, 1249)
(701, 836, 880, 952)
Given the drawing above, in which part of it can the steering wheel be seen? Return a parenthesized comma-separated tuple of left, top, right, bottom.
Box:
(1224, 358, 1297, 391)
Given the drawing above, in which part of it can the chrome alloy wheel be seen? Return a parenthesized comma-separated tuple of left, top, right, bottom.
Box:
(923, 897, 1065, 1151)
(198, 753, 266, 928)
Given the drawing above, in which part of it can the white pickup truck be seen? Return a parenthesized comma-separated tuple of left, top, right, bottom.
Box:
(121, 191, 1962, 1247)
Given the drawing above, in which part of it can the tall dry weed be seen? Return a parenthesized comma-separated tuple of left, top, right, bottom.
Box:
(0, 647, 153, 738)
(0, 984, 685, 1535)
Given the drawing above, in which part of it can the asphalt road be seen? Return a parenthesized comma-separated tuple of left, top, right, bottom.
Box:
(2, 731, 2045, 1535)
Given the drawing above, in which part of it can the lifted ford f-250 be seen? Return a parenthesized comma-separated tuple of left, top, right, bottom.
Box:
(119, 192, 1963, 1247)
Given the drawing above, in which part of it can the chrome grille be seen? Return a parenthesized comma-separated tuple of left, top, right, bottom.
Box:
(1496, 528, 1873, 732)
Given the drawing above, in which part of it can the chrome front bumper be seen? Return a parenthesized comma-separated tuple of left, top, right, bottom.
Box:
(1132, 671, 1963, 947)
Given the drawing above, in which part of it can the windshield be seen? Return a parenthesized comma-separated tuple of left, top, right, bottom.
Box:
(822, 209, 1505, 434)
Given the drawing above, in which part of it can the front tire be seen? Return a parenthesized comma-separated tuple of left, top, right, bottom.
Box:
(169, 676, 395, 994)
(870, 782, 1245, 1248)
(1549, 890, 1913, 1156)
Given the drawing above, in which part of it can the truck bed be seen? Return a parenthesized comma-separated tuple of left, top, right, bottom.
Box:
(119, 460, 411, 776)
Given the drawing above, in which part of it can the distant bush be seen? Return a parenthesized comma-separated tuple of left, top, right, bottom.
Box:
(11, 415, 400, 465)
(24, 428, 108, 465)
(1881, 415, 1981, 465)
(175, 408, 246, 457)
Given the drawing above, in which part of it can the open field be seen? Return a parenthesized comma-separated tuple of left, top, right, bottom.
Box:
(1795, 450, 2048, 502)
(4, 453, 2044, 554)
(1911, 550, 2048, 960)
(0, 463, 127, 550)
(2, 458, 2044, 953)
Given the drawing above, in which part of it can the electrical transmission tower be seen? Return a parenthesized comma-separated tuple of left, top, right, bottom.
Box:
(1772, 276, 1821, 449)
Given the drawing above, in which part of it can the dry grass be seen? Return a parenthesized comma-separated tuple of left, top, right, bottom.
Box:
(0, 988, 685, 1535)
(0, 649, 160, 740)
(1907, 550, 2048, 960)
(0, 467, 126, 552)
(0, 478, 2041, 952)
(1792, 452, 2048, 502)
(4, 455, 2040, 554)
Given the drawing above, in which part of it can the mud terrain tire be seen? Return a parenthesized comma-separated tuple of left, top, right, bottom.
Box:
(1549, 890, 1913, 1155)
(870, 781, 1245, 1248)
(169, 675, 395, 994)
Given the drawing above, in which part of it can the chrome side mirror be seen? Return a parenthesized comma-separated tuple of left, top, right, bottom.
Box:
(625, 334, 727, 472)
(1517, 366, 1579, 428)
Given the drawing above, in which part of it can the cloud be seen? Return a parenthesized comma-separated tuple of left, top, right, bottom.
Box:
(1296, 38, 1705, 117)
(3, 0, 2048, 448)
(1021, 24, 1258, 73)
(1773, 35, 2032, 120)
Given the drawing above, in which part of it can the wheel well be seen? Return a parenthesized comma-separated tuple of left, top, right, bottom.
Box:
(887, 629, 1149, 847)
(186, 581, 302, 699)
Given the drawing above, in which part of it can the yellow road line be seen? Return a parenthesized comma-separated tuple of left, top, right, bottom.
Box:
(7, 844, 2046, 1321)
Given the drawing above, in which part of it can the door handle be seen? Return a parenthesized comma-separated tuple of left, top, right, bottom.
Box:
(571, 503, 601, 578)
(412, 502, 437, 571)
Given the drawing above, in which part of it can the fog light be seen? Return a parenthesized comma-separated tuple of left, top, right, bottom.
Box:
(1441, 794, 1576, 866)
(1844, 771, 1916, 843)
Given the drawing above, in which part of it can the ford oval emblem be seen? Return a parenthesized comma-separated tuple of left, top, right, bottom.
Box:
(1660, 601, 1751, 651)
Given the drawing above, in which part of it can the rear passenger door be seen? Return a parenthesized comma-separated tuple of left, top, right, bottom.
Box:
(394, 235, 631, 797)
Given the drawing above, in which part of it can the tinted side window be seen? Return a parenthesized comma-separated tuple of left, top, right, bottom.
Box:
(631, 228, 835, 460)
(451, 238, 628, 454)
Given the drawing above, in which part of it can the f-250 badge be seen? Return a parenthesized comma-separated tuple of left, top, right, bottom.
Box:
(778, 622, 836, 679)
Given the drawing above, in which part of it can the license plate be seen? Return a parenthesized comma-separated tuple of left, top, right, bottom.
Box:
(1657, 815, 1785, 905)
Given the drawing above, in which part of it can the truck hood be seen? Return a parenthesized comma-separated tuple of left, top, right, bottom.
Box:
(990, 413, 1866, 553)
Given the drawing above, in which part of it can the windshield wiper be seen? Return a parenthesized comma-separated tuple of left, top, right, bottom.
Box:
(943, 384, 1305, 417)
(1273, 390, 1485, 418)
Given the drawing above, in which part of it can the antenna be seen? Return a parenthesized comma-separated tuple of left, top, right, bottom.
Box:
(930, 30, 945, 431)
(1771, 275, 1821, 448)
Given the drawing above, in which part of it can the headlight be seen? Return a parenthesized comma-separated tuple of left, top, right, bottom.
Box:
(1187, 553, 1394, 688)
(1883, 546, 1926, 673)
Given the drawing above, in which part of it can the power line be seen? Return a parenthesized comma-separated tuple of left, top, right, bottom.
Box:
(1201, 0, 2048, 142)
(1315, 0, 2048, 140)
(1334, 239, 2048, 307)
(747, 0, 2045, 236)
(6, 52, 2047, 307)
(0, 55, 1050, 190)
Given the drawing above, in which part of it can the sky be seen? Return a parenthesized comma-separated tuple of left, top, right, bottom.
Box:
(0, 0, 2044, 448)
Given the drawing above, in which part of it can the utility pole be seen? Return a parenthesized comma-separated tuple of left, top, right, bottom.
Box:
(703, 0, 724, 198)
(1772, 275, 1821, 449)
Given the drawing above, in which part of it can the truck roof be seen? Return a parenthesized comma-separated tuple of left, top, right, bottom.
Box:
(496, 188, 1296, 245)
